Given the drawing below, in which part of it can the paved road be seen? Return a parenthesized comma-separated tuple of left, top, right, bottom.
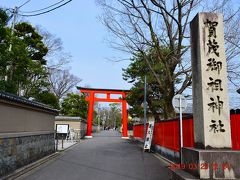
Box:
(18, 131, 169, 180)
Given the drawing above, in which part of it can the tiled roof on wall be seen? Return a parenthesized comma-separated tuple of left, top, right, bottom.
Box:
(0, 92, 59, 114)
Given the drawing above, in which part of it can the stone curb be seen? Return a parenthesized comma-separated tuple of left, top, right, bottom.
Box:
(57, 141, 78, 152)
(1, 152, 60, 180)
(129, 137, 173, 165)
(1, 142, 79, 180)
(153, 152, 173, 165)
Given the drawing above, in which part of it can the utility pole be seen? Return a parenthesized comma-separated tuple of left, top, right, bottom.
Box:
(143, 76, 147, 141)
(179, 96, 183, 164)
(9, 6, 18, 52)
(9, 0, 32, 51)
(6, 0, 31, 82)
(5, 7, 18, 82)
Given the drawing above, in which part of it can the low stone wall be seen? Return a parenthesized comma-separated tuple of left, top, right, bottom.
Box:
(0, 132, 55, 177)
(0, 92, 58, 178)
(153, 145, 179, 163)
(132, 137, 179, 163)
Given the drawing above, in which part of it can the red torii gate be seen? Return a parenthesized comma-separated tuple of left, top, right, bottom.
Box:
(77, 87, 130, 139)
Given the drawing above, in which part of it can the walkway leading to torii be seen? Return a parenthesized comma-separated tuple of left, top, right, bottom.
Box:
(18, 131, 170, 180)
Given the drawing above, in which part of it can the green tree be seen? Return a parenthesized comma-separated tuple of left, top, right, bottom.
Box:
(0, 9, 10, 91)
(123, 48, 176, 119)
(95, 107, 109, 127)
(109, 103, 122, 128)
(0, 9, 8, 42)
(0, 10, 49, 96)
(94, 104, 122, 128)
(34, 91, 60, 109)
(61, 93, 88, 118)
(8, 22, 48, 95)
(0, 9, 86, 111)
(99, 0, 240, 118)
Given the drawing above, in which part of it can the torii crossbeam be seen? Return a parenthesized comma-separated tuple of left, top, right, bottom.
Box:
(77, 87, 130, 139)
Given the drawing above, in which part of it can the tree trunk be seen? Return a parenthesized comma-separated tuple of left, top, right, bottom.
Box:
(162, 98, 176, 120)
(162, 82, 176, 120)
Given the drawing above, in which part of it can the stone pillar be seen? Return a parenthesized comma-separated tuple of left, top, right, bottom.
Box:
(191, 13, 231, 149)
(170, 12, 240, 180)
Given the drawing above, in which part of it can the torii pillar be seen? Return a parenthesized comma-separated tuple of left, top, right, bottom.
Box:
(86, 91, 95, 138)
(121, 93, 128, 139)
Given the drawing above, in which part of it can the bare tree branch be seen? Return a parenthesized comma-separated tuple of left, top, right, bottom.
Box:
(48, 68, 81, 100)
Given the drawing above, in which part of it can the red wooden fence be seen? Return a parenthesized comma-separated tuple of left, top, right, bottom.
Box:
(133, 114, 240, 151)
(230, 114, 240, 150)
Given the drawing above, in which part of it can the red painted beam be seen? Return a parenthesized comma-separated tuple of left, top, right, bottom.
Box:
(80, 89, 127, 95)
(85, 97, 123, 102)
(94, 98, 123, 103)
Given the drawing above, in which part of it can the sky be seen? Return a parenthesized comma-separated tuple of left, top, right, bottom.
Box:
(1, 0, 132, 90)
(1, 0, 240, 109)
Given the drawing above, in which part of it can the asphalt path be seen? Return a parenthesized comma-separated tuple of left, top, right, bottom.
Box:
(18, 131, 169, 180)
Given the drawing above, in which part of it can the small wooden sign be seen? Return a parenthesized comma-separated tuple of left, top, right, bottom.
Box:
(144, 120, 155, 152)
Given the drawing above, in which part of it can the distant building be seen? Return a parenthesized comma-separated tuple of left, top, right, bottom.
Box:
(55, 116, 87, 140)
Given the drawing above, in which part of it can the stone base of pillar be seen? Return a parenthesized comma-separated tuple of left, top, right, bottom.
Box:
(169, 168, 199, 180)
(121, 136, 129, 139)
(84, 136, 93, 139)
(169, 147, 240, 179)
